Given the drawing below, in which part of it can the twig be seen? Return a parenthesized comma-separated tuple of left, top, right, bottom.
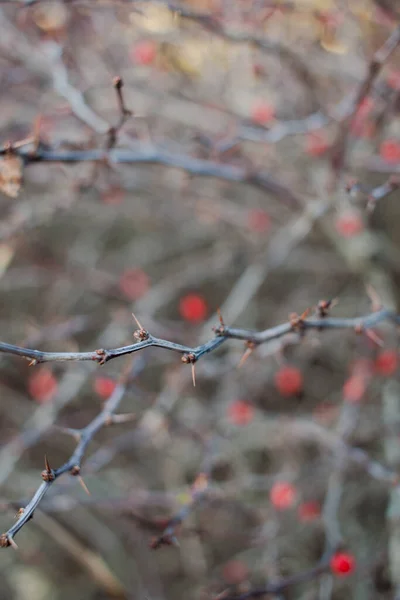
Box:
(0, 307, 397, 368)
(0, 142, 302, 207)
(220, 555, 332, 600)
(331, 24, 400, 178)
(0, 358, 143, 547)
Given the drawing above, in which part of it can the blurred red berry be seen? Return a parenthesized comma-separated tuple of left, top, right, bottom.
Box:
(251, 101, 275, 125)
(298, 501, 321, 522)
(94, 377, 116, 399)
(330, 551, 355, 576)
(274, 366, 303, 397)
(227, 400, 254, 426)
(335, 213, 364, 238)
(357, 97, 375, 115)
(350, 117, 375, 139)
(119, 268, 150, 300)
(305, 132, 329, 157)
(247, 208, 271, 233)
(270, 481, 297, 510)
(343, 375, 365, 403)
(380, 139, 400, 164)
(252, 63, 266, 78)
(375, 350, 398, 376)
(179, 293, 207, 322)
(350, 357, 374, 377)
(222, 560, 249, 584)
(388, 70, 400, 90)
(102, 187, 125, 205)
(28, 368, 57, 403)
(313, 401, 338, 425)
(130, 40, 157, 65)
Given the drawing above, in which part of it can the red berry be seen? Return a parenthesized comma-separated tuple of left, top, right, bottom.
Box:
(357, 97, 375, 116)
(375, 349, 398, 376)
(94, 377, 116, 399)
(388, 70, 400, 90)
(102, 187, 125, 205)
(179, 293, 207, 323)
(380, 139, 400, 164)
(130, 40, 157, 65)
(350, 116, 375, 139)
(330, 552, 355, 576)
(313, 402, 338, 425)
(119, 268, 150, 300)
(305, 132, 329, 157)
(274, 366, 303, 397)
(349, 357, 374, 377)
(227, 400, 254, 426)
(28, 368, 58, 403)
(222, 560, 249, 584)
(297, 501, 321, 522)
(343, 375, 365, 403)
(335, 212, 364, 238)
(251, 101, 275, 125)
(252, 63, 266, 78)
(270, 481, 297, 510)
(247, 208, 271, 233)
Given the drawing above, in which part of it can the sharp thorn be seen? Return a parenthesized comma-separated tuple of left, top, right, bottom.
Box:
(132, 312, 143, 331)
(9, 537, 18, 551)
(44, 454, 51, 473)
(238, 347, 252, 369)
(78, 476, 91, 496)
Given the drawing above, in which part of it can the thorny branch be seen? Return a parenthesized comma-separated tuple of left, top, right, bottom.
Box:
(0, 142, 302, 208)
(0, 307, 398, 366)
(0, 306, 397, 546)
(0, 358, 142, 548)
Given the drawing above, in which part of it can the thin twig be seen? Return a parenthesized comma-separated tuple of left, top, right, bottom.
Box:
(0, 308, 397, 367)
(0, 358, 143, 547)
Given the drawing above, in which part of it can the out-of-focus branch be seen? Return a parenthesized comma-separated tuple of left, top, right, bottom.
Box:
(331, 24, 400, 178)
(220, 556, 332, 600)
(0, 142, 302, 207)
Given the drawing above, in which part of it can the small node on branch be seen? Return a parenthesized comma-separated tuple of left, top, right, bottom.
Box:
(15, 508, 24, 519)
(182, 352, 197, 387)
(354, 324, 364, 335)
(182, 352, 196, 365)
(289, 309, 310, 334)
(70, 465, 80, 476)
(317, 298, 338, 318)
(149, 533, 178, 550)
(191, 472, 208, 494)
(95, 349, 108, 365)
(345, 177, 362, 196)
(0, 534, 10, 548)
(28, 358, 38, 367)
(113, 76, 123, 90)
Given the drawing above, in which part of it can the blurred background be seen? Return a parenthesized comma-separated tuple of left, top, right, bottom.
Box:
(1, 0, 400, 598)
